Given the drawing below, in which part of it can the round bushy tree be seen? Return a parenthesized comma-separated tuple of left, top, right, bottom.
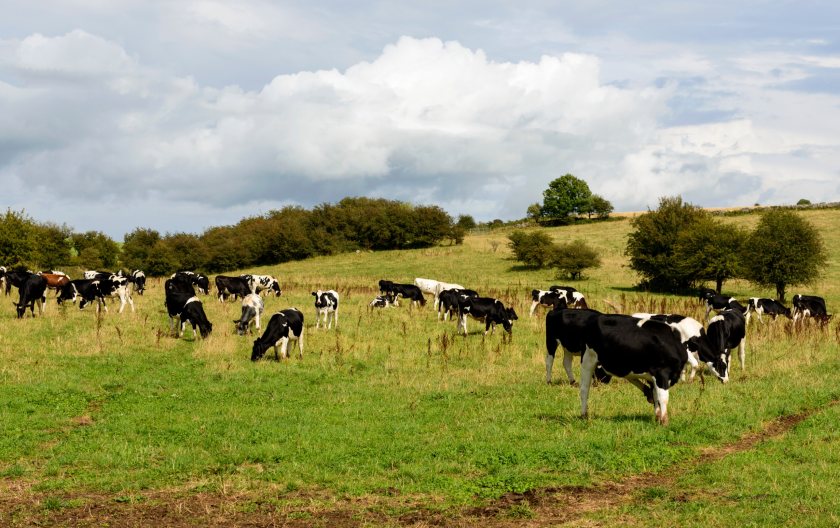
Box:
(741, 209, 826, 301)
(541, 174, 592, 221)
(675, 218, 747, 293)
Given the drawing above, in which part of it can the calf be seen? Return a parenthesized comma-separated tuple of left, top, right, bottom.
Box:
(390, 283, 426, 308)
(241, 274, 282, 297)
(369, 293, 397, 310)
(577, 314, 689, 425)
(791, 294, 829, 322)
(745, 298, 791, 324)
(438, 288, 478, 321)
(251, 309, 305, 360)
(234, 293, 264, 335)
(707, 309, 747, 371)
(457, 296, 517, 335)
(165, 279, 212, 338)
(215, 275, 251, 302)
(549, 285, 588, 309)
(704, 294, 746, 320)
(632, 313, 727, 382)
(312, 290, 339, 329)
(13, 273, 47, 318)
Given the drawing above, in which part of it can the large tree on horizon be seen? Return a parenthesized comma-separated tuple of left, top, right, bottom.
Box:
(541, 174, 592, 221)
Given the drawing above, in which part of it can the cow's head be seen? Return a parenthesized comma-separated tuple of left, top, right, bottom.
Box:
(57, 283, 79, 305)
(12, 301, 27, 318)
(691, 332, 729, 383)
(270, 281, 282, 297)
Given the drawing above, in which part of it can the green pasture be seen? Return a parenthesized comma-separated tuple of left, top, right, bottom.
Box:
(1, 209, 839, 523)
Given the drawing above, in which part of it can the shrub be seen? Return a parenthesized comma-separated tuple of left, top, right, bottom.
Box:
(552, 239, 601, 279)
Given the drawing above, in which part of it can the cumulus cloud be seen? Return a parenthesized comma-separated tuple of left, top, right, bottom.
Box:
(1, 29, 839, 237)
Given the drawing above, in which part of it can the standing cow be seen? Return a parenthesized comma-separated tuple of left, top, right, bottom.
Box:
(312, 290, 339, 329)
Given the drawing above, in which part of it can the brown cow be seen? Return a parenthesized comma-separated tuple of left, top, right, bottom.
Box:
(39, 273, 71, 310)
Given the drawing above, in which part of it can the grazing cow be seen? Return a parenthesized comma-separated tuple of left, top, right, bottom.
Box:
(251, 309, 305, 361)
(369, 293, 397, 310)
(791, 294, 829, 322)
(84, 270, 111, 280)
(130, 270, 146, 295)
(164, 279, 212, 338)
(745, 298, 791, 324)
(549, 285, 588, 309)
(545, 305, 611, 385)
(57, 279, 107, 312)
(241, 274, 282, 297)
(704, 294, 746, 320)
(215, 275, 251, 302)
(389, 283, 426, 308)
(234, 294, 264, 335)
(530, 289, 567, 316)
(433, 281, 465, 309)
(575, 314, 689, 425)
(98, 276, 134, 313)
(438, 288, 479, 321)
(457, 296, 518, 335)
(172, 271, 210, 294)
(4, 269, 35, 296)
(414, 278, 440, 296)
(312, 290, 339, 329)
(13, 273, 47, 318)
(39, 272, 71, 308)
(706, 309, 747, 371)
(632, 313, 727, 382)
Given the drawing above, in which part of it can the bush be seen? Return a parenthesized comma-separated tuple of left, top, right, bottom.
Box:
(552, 239, 601, 279)
(508, 230, 557, 268)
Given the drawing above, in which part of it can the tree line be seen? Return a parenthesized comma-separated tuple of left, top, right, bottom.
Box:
(0, 198, 461, 276)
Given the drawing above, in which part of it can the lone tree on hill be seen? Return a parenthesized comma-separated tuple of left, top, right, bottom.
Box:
(541, 174, 592, 221)
(741, 209, 827, 301)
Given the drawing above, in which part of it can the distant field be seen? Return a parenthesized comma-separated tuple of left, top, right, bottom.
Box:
(1, 209, 838, 526)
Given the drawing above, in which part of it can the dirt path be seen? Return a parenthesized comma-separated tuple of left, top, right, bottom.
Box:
(1, 402, 833, 528)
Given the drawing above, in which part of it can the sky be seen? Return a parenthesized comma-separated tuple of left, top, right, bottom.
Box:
(1, 1, 839, 239)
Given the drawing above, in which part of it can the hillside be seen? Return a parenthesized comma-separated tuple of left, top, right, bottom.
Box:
(0, 208, 838, 526)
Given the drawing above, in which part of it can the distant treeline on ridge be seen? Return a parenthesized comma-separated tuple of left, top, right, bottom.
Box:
(0, 197, 462, 276)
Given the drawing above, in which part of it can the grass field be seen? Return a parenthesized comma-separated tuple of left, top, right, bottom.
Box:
(1, 209, 839, 526)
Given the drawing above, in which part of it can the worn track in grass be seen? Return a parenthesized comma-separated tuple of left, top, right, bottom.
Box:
(1, 400, 834, 528)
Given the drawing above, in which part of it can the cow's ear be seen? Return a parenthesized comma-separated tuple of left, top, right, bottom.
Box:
(233, 319, 240, 323)
(311, 292, 317, 296)
(12, 302, 18, 307)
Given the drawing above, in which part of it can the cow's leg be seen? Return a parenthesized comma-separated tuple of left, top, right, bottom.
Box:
(624, 377, 655, 403)
(179, 319, 186, 337)
(737, 340, 746, 370)
(333, 309, 338, 329)
(118, 294, 126, 313)
(579, 349, 598, 418)
(563, 349, 576, 385)
(704, 305, 712, 320)
(255, 310, 261, 332)
(529, 301, 539, 317)
(127, 292, 135, 313)
(297, 329, 304, 359)
(545, 351, 555, 384)
(273, 344, 280, 361)
(280, 337, 289, 359)
(314, 311, 320, 329)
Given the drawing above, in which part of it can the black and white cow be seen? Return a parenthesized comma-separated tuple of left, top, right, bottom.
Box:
(84, 270, 112, 280)
(438, 288, 479, 321)
(791, 294, 829, 322)
(369, 293, 397, 310)
(312, 290, 339, 329)
(172, 271, 210, 295)
(13, 273, 47, 318)
(703, 294, 746, 320)
(575, 314, 689, 425)
(251, 308, 305, 361)
(58, 279, 106, 311)
(432, 281, 466, 310)
(215, 275, 251, 302)
(456, 296, 518, 335)
(389, 283, 426, 308)
(549, 285, 588, 309)
(241, 274, 282, 297)
(165, 279, 212, 339)
(530, 289, 567, 316)
(707, 309, 747, 371)
(129, 270, 146, 295)
(234, 293, 264, 335)
(378, 279, 395, 294)
(632, 313, 728, 382)
(745, 298, 791, 324)
(4, 269, 35, 296)
(698, 288, 717, 303)
(545, 305, 608, 385)
(101, 275, 134, 313)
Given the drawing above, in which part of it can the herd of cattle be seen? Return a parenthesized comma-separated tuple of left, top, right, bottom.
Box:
(1, 265, 833, 425)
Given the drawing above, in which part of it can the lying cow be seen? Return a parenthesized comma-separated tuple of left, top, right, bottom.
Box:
(251, 309, 304, 360)
(165, 278, 212, 339)
(234, 294, 265, 335)
(312, 290, 339, 329)
(457, 296, 517, 335)
(745, 298, 791, 324)
(369, 293, 397, 310)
